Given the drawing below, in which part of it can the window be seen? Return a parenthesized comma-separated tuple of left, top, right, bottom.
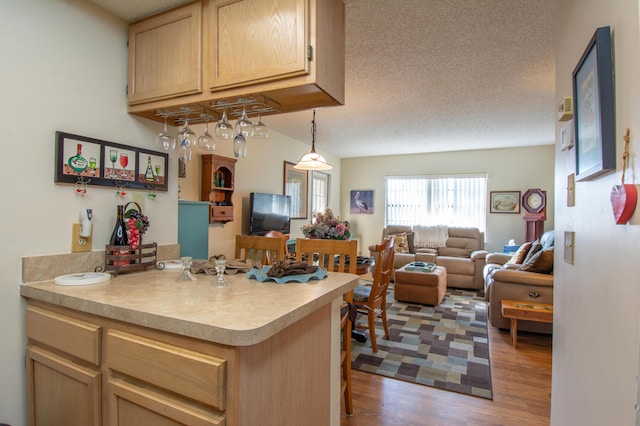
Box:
(311, 171, 330, 216)
(385, 174, 487, 231)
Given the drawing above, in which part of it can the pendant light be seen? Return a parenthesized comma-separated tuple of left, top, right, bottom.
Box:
(294, 110, 332, 170)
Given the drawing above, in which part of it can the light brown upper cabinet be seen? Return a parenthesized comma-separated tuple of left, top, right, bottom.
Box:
(128, 2, 203, 105)
(127, 0, 345, 124)
(210, 0, 308, 90)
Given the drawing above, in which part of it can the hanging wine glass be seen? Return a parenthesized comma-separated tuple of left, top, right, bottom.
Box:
(155, 116, 176, 150)
(234, 107, 254, 138)
(176, 117, 197, 150)
(197, 115, 215, 151)
(214, 110, 234, 140)
(233, 133, 247, 158)
(252, 114, 269, 139)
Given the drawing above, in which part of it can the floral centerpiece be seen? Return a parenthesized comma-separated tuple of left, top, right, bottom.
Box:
(301, 208, 351, 240)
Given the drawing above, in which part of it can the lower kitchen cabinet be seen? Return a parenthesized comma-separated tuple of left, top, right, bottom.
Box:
(25, 303, 227, 425)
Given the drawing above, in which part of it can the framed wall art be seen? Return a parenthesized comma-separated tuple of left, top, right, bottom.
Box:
(283, 161, 308, 219)
(489, 191, 521, 214)
(55, 131, 169, 191)
(350, 190, 374, 214)
(572, 26, 616, 182)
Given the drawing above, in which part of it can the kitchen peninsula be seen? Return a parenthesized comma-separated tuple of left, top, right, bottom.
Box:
(21, 269, 359, 425)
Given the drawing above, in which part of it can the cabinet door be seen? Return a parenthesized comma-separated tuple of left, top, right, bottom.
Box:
(128, 2, 203, 104)
(210, 0, 309, 90)
(26, 345, 101, 426)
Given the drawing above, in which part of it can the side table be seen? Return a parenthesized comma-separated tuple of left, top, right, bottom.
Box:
(501, 299, 553, 348)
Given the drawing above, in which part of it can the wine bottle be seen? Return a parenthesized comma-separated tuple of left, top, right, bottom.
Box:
(144, 155, 154, 182)
(68, 143, 89, 173)
(110, 205, 130, 267)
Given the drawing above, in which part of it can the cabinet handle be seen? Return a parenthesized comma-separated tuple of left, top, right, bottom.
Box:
(529, 292, 540, 298)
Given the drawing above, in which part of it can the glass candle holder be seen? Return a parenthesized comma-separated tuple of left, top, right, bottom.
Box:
(213, 258, 229, 287)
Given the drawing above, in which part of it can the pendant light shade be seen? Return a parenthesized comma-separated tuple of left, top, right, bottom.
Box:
(294, 110, 332, 170)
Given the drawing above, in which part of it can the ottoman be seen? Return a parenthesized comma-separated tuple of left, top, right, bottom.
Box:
(394, 265, 447, 305)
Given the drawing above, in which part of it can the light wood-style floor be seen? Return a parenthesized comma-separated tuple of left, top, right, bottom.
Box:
(341, 321, 552, 426)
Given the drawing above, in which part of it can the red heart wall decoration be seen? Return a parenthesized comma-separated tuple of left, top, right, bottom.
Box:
(610, 184, 638, 224)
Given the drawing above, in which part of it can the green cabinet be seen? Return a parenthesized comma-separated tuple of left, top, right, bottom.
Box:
(178, 200, 210, 259)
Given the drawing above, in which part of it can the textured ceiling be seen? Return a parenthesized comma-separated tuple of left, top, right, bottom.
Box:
(89, 0, 556, 159)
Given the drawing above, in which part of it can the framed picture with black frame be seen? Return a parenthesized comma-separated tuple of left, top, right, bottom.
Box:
(572, 26, 616, 182)
(55, 131, 169, 192)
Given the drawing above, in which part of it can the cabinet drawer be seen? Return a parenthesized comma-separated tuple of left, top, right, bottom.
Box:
(210, 205, 233, 222)
(109, 377, 224, 426)
(106, 330, 226, 410)
(26, 305, 101, 366)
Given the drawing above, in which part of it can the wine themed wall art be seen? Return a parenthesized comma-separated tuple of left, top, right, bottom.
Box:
(55, 131, 169, 192)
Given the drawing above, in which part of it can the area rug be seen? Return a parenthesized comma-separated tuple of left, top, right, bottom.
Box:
(351, 285, 493, 399)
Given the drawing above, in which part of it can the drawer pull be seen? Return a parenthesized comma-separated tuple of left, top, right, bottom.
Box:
(529, 292, 540, 298)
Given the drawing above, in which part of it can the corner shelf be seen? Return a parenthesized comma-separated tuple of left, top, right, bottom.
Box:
(201, 154, 237, 223)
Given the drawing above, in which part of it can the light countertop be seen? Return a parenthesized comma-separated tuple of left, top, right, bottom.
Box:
(20, 269, 359, 347)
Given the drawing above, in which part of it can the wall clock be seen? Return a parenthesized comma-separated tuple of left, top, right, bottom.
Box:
(522, 188, 547, 241)
(522, 188, 546, 214)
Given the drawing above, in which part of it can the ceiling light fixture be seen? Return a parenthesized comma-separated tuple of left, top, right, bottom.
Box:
(294, 110, 332, 170)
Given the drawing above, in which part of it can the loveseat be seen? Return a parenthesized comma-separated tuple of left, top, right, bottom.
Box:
(484, 230, 554, 333)
(369, 226, 487, 291)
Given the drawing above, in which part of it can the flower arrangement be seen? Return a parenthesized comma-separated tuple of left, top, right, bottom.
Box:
(301, 208, 351, 240)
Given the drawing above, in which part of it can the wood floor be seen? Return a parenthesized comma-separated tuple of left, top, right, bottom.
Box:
(340, 323, 552, 426)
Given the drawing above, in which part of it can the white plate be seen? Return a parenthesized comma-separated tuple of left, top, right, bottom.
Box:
(54, 272, 112, 286)
(159, 259, 183, 270)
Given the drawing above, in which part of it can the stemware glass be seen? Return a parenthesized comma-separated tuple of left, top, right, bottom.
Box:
(213, 258, 229, 287)
(252, 114, 269, 139)
(155, 117, 176, 150)
(176, 118, 197, 150)
(197, 115, 216, 151)
(214, 110, 234, 140)
(234, 107, 254, 138)
(233, 133, 247, 158)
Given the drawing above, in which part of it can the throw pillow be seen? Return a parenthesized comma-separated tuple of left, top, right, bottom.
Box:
(519, 247, 554, 274)
(506, 241, 532, 265)
(393, 232, 409, 253)
(523, 240, 542, 264)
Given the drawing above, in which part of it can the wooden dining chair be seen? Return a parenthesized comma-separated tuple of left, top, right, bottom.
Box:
(353, 236, 395, 353)
(234, 235, 287, 266)
(295, 238, 357, 415)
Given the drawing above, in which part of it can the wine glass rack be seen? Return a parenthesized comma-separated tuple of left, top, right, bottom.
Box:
(155, 94, 281, 126)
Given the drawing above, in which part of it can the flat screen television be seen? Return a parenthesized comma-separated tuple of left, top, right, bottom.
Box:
(249, 192, 291, 236)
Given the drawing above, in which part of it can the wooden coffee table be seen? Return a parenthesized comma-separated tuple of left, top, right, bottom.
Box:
(501, 300, 553, 348)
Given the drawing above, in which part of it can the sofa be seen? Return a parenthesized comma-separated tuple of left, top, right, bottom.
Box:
(369, 226, 487, 291)
(484, 230, 554, 333)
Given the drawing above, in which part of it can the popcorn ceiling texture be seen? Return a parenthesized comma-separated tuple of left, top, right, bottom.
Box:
(89, 0, 556, 158)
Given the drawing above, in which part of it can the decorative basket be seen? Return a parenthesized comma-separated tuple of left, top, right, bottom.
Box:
(104, 202, 157, 276)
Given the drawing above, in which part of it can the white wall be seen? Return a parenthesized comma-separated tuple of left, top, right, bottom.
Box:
(553, 0, 640, 424)
(341, 145, 555, 254)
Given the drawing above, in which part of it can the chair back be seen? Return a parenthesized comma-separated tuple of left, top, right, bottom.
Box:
(235, 235, 287, 265)
(369, 236, 395, 307)
(295, 239, 358, 274)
